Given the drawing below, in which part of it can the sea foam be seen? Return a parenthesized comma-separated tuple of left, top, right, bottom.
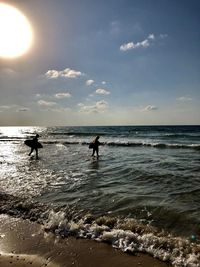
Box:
(44, 210, 200, 267)
(0, 193, 200, 266)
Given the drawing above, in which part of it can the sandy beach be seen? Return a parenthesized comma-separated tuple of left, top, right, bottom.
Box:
(0, 214, 170, 267)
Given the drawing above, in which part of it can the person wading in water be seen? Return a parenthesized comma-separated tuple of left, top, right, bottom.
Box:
(91, 136, 101, 158)
(29, 134, 40, 159)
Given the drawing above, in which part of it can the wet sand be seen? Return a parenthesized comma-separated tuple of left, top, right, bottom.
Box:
(0, 214, 170, 267)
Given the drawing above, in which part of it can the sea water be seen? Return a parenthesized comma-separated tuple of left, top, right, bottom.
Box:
(0, 125, 200, 266)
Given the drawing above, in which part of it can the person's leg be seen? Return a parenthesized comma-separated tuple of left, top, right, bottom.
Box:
(35, 148, 39, 159)
(29, 148, 34, 156)
(92, 148, 95, 156)
(96, 147, 99, 157)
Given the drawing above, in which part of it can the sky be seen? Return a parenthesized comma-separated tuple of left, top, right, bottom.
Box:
(0, 0, 200, 126)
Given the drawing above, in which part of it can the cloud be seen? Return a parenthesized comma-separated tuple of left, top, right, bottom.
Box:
(160, 33, 168, 39)
(17, 108, 30, 112)
(120, 40, 149, 51)
(79, 100, 108, 113)
(102, 81, 106, 85)
(96, 88, 110, 95)
(54, 92, 71, 99)
(0, 68, 18, 76)
(38, 100, 57, 107)
(0, 105, 11, 109)
(45, 68, 83, 79)
(143, 105, 158, 111)
(120, 33, 155, 51)
(177, 96, 192, 102)
(86, 79, 95, 86)
(49, 107, 71, 113)
(77, 103, 84, 107)
(0, 105, 30, 112)
(148, 34, 155, 40)
(0, 105, 11, 112)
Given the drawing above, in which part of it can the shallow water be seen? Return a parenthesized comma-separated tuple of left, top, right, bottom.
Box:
(0, 126, 200, 266)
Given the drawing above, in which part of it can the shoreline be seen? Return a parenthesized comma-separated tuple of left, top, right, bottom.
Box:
(0, 214, 170, 267)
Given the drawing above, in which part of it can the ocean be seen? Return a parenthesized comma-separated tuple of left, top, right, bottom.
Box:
(0, 125, 200, 266)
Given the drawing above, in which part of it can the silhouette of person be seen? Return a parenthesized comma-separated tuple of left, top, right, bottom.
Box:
(29, 134, 39, 159)
(91, 136, 101, 157)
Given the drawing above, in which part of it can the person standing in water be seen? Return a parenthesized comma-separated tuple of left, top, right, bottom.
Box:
(91, 136, 101, 157)
(29, 134, 40, 159)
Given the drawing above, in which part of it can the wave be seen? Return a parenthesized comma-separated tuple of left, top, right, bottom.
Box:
(0, 192, 200, 267)
(0, 138, 200, 150)
(49, 140, 199, 150)
(0, 136, 25, 140)
(41, 132, 200, 140)
(163, 133, 200, 138)
(48, 132, 108, 136)
(84, 141, 200, 150)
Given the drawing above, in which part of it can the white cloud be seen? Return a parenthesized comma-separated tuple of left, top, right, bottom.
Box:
(148, 34, 155, 40)
(177, 96, 193, 102)
(45, 68, 83, 79)
(144, 105, 158, 111)
(120, 33, 156, 51)
(120, 42, 134, 51)
(79, 100, 108, 113)
(120, 39, 149, 51)
(86, 79, 95, 86)
(54, 92, 71, 99)
(96, 100, 108, 109)
(38, 100, 57, 107)
(96, 88, 110, 95)
(77, 103, 84, 107)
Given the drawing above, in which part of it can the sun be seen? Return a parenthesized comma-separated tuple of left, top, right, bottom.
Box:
(0, 3, 33, 59)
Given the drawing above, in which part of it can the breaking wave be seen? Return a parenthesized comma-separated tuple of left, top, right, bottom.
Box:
(104, 142, 200, 149)
(0, 192, 200, 267)
(1, 139, 200, 150)
(66, 141, 199, 150)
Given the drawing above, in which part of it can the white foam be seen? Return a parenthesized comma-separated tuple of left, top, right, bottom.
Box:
(44, 211, 200, 267)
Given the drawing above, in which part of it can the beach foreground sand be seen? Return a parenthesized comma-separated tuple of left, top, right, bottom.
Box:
(0, 214, 170, 267)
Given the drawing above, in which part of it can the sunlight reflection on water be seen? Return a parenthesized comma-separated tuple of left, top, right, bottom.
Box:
(0, 126, 46, 139)
(0, 127, 28, 137)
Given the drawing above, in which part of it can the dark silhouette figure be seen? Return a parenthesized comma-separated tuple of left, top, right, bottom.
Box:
(29, 134, 40, 159)
(91, 136, 101, 157)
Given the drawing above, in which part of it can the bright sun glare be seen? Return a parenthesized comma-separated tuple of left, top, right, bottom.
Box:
(0, 3, 33, 59)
